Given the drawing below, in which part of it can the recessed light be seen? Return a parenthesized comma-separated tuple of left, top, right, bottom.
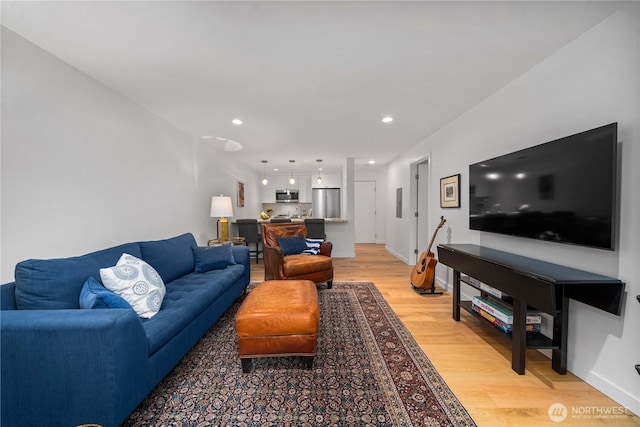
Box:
(368, 160, 376, 164)
(232, 118, 243, 125)
(382, 116, 393, 123)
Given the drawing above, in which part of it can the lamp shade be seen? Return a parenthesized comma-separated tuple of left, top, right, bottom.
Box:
(210, 196, 233, 218)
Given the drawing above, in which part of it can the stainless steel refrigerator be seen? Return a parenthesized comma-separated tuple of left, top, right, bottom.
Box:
(312, 188, 341, 218)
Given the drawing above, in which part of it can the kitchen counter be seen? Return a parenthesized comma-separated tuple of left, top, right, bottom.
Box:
(255, 217, 347, 223)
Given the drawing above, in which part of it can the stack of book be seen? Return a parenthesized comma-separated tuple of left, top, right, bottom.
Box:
(471, 295, 541, 334)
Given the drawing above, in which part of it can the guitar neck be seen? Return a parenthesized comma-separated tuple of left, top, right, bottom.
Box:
(425, 218, 445, 253)
(425, 232, 438, 253)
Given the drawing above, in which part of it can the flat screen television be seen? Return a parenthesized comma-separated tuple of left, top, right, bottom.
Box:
(469, 123, 618, 250)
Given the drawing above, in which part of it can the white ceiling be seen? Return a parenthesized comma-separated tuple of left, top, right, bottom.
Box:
(1, 1, 622, 174)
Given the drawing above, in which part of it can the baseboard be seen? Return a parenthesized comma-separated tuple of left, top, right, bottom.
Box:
(568, 360, 640, 417)
(385, 246, 409, 264)
(435, 276, 451, 292)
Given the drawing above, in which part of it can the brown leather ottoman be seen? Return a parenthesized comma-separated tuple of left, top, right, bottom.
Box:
(235, 280, 320, 373)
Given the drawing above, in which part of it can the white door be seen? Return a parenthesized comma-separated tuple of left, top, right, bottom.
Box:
(355, 181, 376, 243)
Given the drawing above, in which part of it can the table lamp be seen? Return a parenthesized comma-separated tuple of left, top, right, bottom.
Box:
(210, 195, 233, 241)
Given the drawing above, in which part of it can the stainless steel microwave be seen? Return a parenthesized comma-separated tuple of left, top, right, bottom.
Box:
(275, 189, 299, 203)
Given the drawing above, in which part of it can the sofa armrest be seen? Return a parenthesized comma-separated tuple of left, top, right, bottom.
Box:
(1, 309, 148, 427)
(1, 282, 17, 309)
(263, 246, 285, 280)
(232, 245, 251, 287)
(320, 241, 333, 257)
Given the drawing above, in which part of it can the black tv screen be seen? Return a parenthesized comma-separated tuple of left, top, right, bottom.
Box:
(469, 123, 617, 250)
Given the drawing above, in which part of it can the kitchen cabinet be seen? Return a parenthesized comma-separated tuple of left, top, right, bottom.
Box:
(298, 175, 312, 203)
(312, 173, 341, 189)
(262, 174, 311, 202)
(262, 174, 308, 203)
(260, 178, 276, 203)
(275, 175, 298, 191)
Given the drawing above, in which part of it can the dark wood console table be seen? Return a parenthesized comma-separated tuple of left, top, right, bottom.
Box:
(437, 244, 625, 375)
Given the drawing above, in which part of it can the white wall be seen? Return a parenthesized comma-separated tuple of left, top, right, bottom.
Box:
(385, 6, 639, 414)
(0, 27, 260, 282)
(329, 157, 356, 258)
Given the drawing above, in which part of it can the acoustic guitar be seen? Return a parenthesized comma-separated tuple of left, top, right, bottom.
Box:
(411, 216, 446, 294)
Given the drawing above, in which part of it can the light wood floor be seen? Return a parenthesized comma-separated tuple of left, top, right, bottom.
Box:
(250, 244, 640, 427)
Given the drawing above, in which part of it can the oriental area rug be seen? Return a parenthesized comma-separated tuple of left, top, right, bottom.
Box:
(125, 282, 476, 427)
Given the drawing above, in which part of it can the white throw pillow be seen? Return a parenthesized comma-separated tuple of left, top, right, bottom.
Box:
(303, 238, 324, 255)
(100, 253, 166, 318)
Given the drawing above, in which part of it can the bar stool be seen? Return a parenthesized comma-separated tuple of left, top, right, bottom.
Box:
(304, 218, 326, 239)
(236, 219, 262, 263)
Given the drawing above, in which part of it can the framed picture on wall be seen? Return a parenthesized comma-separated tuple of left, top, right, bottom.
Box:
(440, 174, 460, 208)
(237, 181, 245, 207)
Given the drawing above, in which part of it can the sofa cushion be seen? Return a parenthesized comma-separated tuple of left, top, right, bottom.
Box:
(100, 254, 166, 319)
(283, 254, 333, 277)
(14, 242, 142, 310)
(277, 236, 308, 256)
(192, 245, 236, 273)
(139, 233, 197, 283)
(79, 276, 134, 310)
(142, 264, 245, 355)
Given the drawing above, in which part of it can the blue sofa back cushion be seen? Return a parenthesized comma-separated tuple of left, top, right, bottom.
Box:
(277, 236, 309, 256)
(79, 276, 134, 310)
(192, 245, 236, 273)
(139, 233, 197, 283)
(14, 242, 142, 310)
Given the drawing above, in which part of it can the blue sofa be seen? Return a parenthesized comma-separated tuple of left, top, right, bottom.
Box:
(1, 233, 250, 427)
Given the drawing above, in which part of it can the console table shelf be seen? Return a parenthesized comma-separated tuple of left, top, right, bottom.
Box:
(437, 244, 625, 375)
(458, 301, 556, 349)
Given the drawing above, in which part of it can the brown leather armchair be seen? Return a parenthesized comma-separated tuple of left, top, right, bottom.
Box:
(261, 223, 333, 289)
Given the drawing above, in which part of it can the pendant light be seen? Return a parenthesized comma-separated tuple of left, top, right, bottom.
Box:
(316, 159, 323, 185)
(261, 160, 268, 185)
(289, 160, 296, 185)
